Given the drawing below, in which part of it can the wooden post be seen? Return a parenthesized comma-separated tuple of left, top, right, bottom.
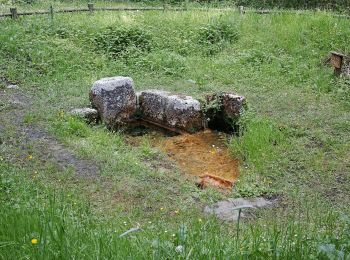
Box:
(88, 3, 94, 12)
(331, 51, 344, 77)
(49, 5, 54, 20)
(10, 7, 18, 19)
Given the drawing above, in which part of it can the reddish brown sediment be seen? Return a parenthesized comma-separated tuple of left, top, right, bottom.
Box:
(157, 130, 239, 188)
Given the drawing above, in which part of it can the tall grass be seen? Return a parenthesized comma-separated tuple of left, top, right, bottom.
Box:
(1, 161, 349, 259)
(229, 111, 284, 172)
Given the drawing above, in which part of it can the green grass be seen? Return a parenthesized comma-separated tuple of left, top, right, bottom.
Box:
(0, 7, 349, 258)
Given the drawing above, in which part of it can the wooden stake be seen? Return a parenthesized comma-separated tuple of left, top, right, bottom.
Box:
(10, 7, 18, 19)
(88, 3, 94, 12)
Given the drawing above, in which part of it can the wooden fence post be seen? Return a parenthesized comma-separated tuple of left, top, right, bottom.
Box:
(49, 5, 54, 20)
(88, 3, 94, 12)
(10, 7, 18, 19)
(239, 6, 244, 14)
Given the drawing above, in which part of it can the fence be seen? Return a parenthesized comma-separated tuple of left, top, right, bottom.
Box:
(1, 5, 186, 19)
(1, 4, 349, 20)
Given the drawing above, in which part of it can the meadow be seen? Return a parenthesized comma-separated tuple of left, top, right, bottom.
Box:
(0, 4, 349, 259)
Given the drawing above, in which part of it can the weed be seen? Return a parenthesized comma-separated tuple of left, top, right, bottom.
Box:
(198, 17, 240, 55)
(93, 26, 152, 58)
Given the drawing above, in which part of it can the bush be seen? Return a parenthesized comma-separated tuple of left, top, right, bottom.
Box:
(93, 26, 152, 57)
(198, 18, 239, 55)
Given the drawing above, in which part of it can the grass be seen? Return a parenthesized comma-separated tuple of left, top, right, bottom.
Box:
(0, 5, 349, 258)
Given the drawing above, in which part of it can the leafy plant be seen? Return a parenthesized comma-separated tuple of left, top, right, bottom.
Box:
(93, 26, 152, 58)
(198, 17, 239, 55)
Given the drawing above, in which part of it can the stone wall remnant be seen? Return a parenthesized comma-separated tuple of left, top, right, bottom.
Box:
(139, 90, 204, 133)
(89, 77, 137, 128)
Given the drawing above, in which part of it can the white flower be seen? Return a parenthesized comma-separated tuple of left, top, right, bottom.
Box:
(175, 245, 184, 253)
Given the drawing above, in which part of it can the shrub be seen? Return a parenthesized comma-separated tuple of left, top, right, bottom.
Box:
(198, 18, 239, 45)
(93, 26, 152, 57)
(198, 18, 239, 55)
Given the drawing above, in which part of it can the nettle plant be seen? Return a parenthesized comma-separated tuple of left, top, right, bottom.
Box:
(93, 26, 152, 58)
(198, 18, 240, 55)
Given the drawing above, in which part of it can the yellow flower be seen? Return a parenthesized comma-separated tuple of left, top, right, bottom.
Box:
(198, 218, 202, 222)
(59, 110, 65, 118)
(174, 210, 179, 214)
(31, 238, 38, 245)
(160, 207, 164, 211)
(27, 155, 33, 160)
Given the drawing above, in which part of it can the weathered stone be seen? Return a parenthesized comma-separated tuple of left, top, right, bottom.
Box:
(89, 77, 137, 128)
(221, 93, 246, 118)
(139, 90, 204, 133)
(205, 92, 245, 133)
(204, 197, 274, 222)
(6, 84, 19, 89)
(70, 108, 99, 123)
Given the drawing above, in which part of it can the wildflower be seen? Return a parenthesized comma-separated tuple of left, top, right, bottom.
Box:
(160, 207, 164, 211)
(174, 210, 179, 214)
(27, 155, 33, 160)
(198, 218, 202, 222)
(31, 238, 38, 245)
(172, 234, 176, 237)
(175, 245, 184, 253)
(164, 230, 168, 233)
(148, 221, 152, 224)
(59, 110, 65, 118)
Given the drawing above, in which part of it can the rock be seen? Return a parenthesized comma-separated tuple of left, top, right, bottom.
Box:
(205, 92, 246, 133)
(70, 108, 99, 123)
(204, 197, 274, 221)
(221, 93, 246, 118)
(89, 77, 137, 128)
(6, 84, 19, 89)
(139, 90, 204, 133)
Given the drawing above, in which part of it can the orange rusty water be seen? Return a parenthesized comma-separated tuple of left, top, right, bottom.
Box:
(157, 130, 239, 187)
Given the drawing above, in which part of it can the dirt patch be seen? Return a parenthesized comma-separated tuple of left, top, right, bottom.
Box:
(0, 87, 99, 177)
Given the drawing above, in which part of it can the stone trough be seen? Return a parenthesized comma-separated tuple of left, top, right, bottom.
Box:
(78, 76, 246, 134)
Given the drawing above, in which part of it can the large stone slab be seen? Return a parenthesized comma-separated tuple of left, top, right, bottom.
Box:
(204, 197, 274, 221)
(89, 77, 137, 128)
(139, 90, 204, 133)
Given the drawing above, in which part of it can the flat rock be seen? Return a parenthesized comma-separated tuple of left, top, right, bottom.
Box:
(139, 90, 204, 133)
(89, 77, 137, 128)
(70, 108, 99, 123)
(6, 84, 19, 89)
(204, 197, 273, 221)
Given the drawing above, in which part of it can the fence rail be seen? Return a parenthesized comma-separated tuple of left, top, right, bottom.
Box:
(1, 5, 349, 19)
(0, 6, 185, 18)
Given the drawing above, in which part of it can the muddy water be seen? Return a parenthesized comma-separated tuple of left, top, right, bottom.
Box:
(156, 130, 239, 188)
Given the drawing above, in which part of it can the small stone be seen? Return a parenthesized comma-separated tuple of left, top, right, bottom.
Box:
(139, 90, 204, 133)
(204, 197, 274, 221)
(70, 108, 99, 123)
(89, 77, 137, 129)
(6, 84, 19, 89)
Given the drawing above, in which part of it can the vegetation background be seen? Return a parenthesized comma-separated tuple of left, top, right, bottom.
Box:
(0, 0, 349, 259)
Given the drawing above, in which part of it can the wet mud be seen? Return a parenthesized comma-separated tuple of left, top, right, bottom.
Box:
(155, 130, 239, 189)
